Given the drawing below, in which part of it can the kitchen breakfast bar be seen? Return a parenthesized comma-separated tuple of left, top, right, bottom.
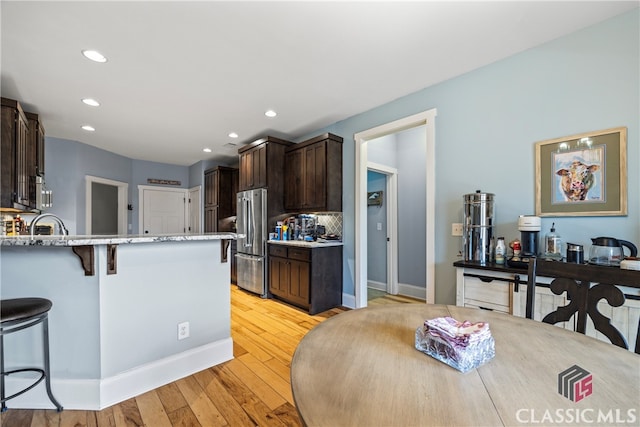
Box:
(0, 233, 236, 410)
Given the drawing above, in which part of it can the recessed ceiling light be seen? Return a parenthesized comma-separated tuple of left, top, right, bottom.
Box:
(81, 125, 96, 132)
(81, 50, 108, 63)
(265, 110, 277, 118)
(82, 98, 100, 107)
(203, 148, 212, 153)
(228, 132, 238, 138)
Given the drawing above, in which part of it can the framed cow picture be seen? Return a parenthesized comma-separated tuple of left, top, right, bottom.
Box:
(535, 127, 627, 217)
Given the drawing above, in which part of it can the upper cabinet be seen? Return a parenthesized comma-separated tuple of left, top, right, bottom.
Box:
(238, 136, 293, 192)
(204, 166, 238, 232)
(1, 97, 43, 212)
(284, 133, 342, 213)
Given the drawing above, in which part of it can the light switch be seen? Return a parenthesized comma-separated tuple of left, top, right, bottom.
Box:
(377, 223, 382, 231)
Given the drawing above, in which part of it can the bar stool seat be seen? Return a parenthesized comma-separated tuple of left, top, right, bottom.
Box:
(0, 298, 63, 412)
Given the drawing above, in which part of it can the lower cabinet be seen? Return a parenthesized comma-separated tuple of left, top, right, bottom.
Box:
(455, 265, 639, 349)
(268, 243, 342, 315)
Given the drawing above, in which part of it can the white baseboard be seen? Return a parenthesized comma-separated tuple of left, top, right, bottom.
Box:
(342, 292, 355, 309)
(367, 280, 387, 291)
(398, 282, 427, 301)
(3, 338, 234, 411)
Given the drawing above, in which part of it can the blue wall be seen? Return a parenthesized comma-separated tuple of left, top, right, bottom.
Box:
(297, 9, 639, 303)
(41, 10, 638, 304)
(46, 137, 133, 234)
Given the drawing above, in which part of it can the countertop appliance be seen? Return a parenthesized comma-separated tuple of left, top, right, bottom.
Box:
(462, 190, 494, 265)
(236, 188, 268, 297)
(589, 237, 638, 266)
(518, 215, 540, 257)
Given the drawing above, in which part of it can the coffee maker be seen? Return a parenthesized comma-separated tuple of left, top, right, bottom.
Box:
(518, 215, 541, 257)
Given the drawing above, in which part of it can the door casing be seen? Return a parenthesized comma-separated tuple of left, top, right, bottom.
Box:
(367, 162, 398, 296)
(85, 175, 128, 235)
(354, 108, 437, 308)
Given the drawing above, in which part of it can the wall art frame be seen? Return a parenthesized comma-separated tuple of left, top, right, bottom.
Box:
(367, 191, 383, 206)
(535, 126, 627, 217)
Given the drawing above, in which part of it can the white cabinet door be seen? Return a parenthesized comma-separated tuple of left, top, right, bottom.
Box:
(585, 297, 640, 350)
(512, 283, 573, 331)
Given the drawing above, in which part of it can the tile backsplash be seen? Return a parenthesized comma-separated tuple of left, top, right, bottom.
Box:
(315, 213, 343, 237)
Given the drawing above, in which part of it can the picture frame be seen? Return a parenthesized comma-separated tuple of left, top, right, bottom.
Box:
(535, 127, 627, 217)
(367, 191, 383, 206)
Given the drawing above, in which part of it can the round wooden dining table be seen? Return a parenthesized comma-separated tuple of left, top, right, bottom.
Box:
(291, 304, 640, 427)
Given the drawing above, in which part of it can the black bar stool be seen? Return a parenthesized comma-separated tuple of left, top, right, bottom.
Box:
(0, 298, 63, 412)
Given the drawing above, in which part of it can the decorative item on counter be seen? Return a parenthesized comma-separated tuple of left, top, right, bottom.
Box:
(415, 316, 495, 373)
(5, 215, 27, 236)
(543, 222, 562, 261)
(494, 237, 506, 264)
(566, 242, 584, 264)
(509, 239, 522, 261)
(489, 236, 495, 263)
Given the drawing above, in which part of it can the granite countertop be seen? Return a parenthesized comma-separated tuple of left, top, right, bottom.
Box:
(0, 232, 238, 247)
(268, 239, 343, 248)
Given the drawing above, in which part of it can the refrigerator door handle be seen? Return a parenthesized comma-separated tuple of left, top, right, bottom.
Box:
(245, 197, 254, 248)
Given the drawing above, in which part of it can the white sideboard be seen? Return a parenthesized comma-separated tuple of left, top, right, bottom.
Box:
(454, 262, 640, 351)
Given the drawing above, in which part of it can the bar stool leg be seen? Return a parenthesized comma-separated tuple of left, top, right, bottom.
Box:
(42, 318, 63, 412)
(1, 333, 6, 413)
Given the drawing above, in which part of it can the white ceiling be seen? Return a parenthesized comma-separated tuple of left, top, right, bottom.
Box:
(2, 1, 637, 167)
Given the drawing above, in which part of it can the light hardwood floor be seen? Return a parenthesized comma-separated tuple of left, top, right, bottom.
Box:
(1, 286, 419, 427)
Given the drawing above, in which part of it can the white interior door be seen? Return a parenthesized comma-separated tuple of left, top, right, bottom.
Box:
(188, 186, 201, 234)
(139, 186, 187, 234)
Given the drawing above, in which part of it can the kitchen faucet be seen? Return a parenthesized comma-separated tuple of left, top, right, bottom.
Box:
(29, 213, 69, 237)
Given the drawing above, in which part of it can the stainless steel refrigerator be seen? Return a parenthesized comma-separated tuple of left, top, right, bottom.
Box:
(236, 188, 268, 297)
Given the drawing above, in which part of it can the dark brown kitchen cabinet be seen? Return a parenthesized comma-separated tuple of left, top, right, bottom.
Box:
(284, 133, 342, 213)
(1, 98, 31, 211)
(268, 243, 342, 315)
(204, 166, 237, 232)
(204, 206, 218, 233)
(237, 136, 293, 192)
(25, 112, 45, 206)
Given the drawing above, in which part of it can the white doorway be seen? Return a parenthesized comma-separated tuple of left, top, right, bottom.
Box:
(138, 185, 188, 234)
(367, 163, 398, 296)
(85, 175, 128, 235)
(354, 108, 437, 308)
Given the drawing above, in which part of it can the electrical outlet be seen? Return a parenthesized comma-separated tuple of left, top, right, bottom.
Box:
(377, 222, 382, 231)
(178, 321, 190, 340)
(452, 223, 463, 237)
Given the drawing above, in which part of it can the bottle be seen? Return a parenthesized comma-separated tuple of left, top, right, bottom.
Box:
(495, 237, 506, 264)
(545, 223, 562, 260)
(489, 236, 495, 262)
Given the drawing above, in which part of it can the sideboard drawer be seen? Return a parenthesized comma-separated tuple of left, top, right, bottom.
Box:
(464, 276, 510, 312)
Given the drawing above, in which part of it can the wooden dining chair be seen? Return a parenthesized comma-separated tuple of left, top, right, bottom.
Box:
(526, 257, 640, 353)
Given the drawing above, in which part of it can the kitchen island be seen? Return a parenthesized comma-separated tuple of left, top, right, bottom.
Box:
(0, 233, 236, 410)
